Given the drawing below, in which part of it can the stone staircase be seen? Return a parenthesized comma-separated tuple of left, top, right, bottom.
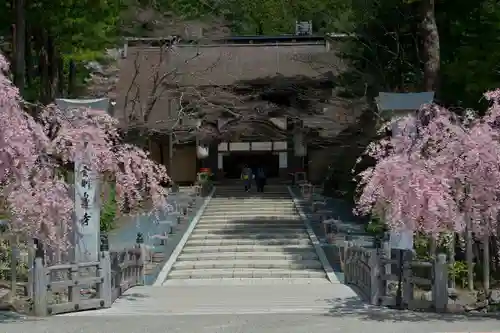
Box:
(162, 185, 329, 284)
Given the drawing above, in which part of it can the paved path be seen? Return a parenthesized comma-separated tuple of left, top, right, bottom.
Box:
(3, 309, 500, 332)
(63, 284, 356, 316)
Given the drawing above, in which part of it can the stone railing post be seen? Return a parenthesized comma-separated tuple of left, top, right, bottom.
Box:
(99, 251, 112, 307)
(33, 240, 47, 316)
(382, 239, 391, 275)
(432, 253, 448, 312)
(382, 239, 391, 297)
(342, 241, 353, 284)
(402, 250, 414, 306)
(135, 233, 145, 285)
(368, 249, 382, 305)
(99, 234, 112, 308)
(27, 238, 35, 299)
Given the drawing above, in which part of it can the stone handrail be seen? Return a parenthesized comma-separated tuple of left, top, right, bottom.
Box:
(110, 246, 145, 303)
(32, 240, 146, 316)
(343, 243, 380, 304)
(343, 241, 449, 312)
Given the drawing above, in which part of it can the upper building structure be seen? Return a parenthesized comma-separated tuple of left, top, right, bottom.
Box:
(114, 34, 366, 184)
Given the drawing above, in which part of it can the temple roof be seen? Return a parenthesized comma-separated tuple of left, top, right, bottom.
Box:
(114, 37, 366, 140)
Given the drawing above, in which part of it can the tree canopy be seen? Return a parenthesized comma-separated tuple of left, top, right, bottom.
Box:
(355, 90, 500, 236)
(1, 0, 123, 102)
(338, 0, 500, 109)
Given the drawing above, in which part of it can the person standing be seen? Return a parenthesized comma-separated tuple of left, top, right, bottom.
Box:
(255, 167, 266, 192)
(241, 165, 253, 192)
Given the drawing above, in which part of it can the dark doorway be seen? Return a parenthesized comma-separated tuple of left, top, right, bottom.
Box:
(223, 152, 279, 179)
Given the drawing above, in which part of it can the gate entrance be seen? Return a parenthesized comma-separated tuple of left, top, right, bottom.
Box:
(223, 152, 279, 179)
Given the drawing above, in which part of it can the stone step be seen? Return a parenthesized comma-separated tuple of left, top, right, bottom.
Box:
(176, 251, 319, 261)
(200, 214, 300, 219)
(207, 204, 293, 208)
(201, 212, 296, 218)
(213, 195, 291, 199)
(205, 202, 294, 206)
(195, 223, 304, 229)
(181, 244, 315, 253)
(188, 232, 310, 240)
(161, 277, 332, 286)
(215, 189, 289, 192)
(198, 217, 302, 223)
(203, 205, 296, 214)
(196, 222, 303, 227)
(184, 238, 312, 246)
(208, 200, 294, 204)
(171, 259, 323, 270)
(167, 268, 327, 279)
(201, 212, 297, 217)
(193, 226, 306, 233)
(215, 189, 290, 192)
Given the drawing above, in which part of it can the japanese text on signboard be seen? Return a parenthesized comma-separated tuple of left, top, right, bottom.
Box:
(79, 164, 92, 226)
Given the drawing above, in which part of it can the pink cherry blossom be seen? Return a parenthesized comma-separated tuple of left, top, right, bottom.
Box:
(0, 53, 170, 248)
(356, 93, 500, 237)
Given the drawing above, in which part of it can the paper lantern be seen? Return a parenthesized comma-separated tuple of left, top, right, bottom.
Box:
(197, 145, 209, 159)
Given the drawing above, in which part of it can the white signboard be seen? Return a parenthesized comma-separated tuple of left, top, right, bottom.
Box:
(55, 98, 108, 262)
(376, 92, 434, 112)
(74, 159, 100, 262)
(389, 230, 414, 250)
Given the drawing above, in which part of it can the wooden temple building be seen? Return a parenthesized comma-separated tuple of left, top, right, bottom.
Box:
(115, 34, 366, 184)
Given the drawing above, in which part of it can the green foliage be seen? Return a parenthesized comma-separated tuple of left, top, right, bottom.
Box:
(437, 0, 500, 109)
(341, 0, 500, 109)
(365, 215, 387, 236)
(100, 183, 117, 233)
(337, 0, 423, 93)
(449, 260, 470, 289)
(152, 0, 349, 35)
(0, 241, 29, 281)
(0, 0, 122, 102)
(413, 235, 432, 261)
(198, 171, 211, 183)
(27, 0, 122, 58)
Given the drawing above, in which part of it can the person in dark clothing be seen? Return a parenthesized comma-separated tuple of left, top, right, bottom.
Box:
(255, 167, 266, 192)
(241, 165, 253, 192)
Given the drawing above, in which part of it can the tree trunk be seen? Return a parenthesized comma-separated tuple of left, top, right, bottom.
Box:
(483, 237, 490, 293)
(13, 0, 26, 95)
(57, 56, 65, 96)
(25, 25, 33, 88)
(34, 28, 50, 103)
(47, 35, 57, 101)
(68, 59, 76, 97)
(449, 234, 456, 288)
(419, 0, 440, 92)
(466, 219, 474, 291)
